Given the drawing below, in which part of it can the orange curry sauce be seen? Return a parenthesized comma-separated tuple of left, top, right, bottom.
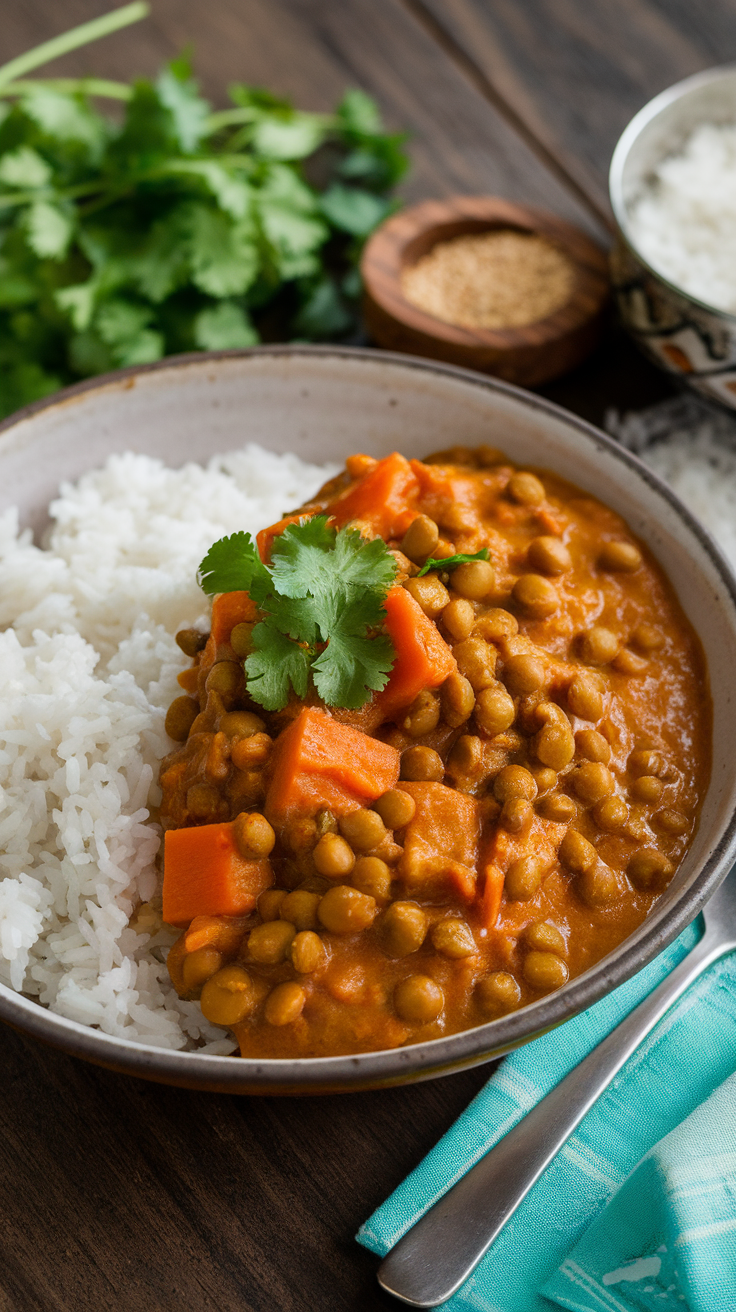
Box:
(159, 447, 710, 1058)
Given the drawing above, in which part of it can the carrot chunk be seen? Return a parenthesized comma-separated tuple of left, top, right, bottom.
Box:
(409, 460, 482, 536)
(210, 591, 257, 647)
(329, 452, 419, 540)
(479, 817, 561, 929)
(256, 514, 309, 564)
(480, 859, 507, 930)
(264, 706, 400, 825)
(398, 782, 480, 901)
(378, 586, 457, 718)
(163, 822, 272, 927)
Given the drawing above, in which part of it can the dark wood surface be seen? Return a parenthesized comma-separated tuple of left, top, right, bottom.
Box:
(412, 0, 736, 219)
(0, 3, 689, 1309)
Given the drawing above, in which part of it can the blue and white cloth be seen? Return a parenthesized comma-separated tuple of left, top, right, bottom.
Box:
(357, 921, 736, 1312)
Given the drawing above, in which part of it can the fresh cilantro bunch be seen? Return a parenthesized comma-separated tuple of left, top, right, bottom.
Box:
(198, 517, 398, 711)
(0, 3, 409, 419)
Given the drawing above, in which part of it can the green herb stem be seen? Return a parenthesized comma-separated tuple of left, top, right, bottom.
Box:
(0, 3, 149, 90)
(203, 108, 260, 133)
(416, 549, 491, 577)
(0, 77, 134, 100)
(0, 182, 108, 209)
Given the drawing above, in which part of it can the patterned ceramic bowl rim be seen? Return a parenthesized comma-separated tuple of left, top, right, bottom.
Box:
(609, 62, 736, 323)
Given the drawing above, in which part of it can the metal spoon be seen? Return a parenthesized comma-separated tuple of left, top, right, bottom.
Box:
(378, 870, 736, 1307)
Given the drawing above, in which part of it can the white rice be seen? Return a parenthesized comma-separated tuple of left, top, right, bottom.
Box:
(0, 444, 337, 1051)
(606, 391, 736, 575)
(626, 121, 736, 313)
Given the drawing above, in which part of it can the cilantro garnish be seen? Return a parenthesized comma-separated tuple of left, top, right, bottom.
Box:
(197, 517, 397, 711)
(198, 531, 271, 604)
(416, 548, 490, 577)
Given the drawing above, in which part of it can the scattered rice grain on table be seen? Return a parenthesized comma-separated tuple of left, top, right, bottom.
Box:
(607, 393, 736, 571)
(0, 445, 337, 1051)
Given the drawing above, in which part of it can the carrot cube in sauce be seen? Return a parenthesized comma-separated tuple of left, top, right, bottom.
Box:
(256, 514, 308, 564)
(379, 586, 457, 718)
(329, 452, 419, 540)
(264, 706, 400, 825)
(210, 591, 257, 646)
(398, 782, 481, 901)
(479, 816, 562, 929)
(200, 590, 258, 672)
(163, 822, 273, 926)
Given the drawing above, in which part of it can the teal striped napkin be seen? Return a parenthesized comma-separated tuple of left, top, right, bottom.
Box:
(357, 921, 736, 1312)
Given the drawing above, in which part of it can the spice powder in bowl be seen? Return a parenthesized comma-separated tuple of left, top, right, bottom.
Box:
(400, 229, 575, 330)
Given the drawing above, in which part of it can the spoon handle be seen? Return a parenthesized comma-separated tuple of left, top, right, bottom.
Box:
(378, 930, 730, 1308)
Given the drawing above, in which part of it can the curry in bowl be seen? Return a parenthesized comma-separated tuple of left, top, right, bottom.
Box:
(160, 445, 709, 1059)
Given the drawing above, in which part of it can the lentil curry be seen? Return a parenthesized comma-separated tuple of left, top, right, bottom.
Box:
(159, 446, 710, 1057)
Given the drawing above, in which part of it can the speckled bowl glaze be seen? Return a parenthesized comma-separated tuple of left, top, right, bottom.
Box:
(610, 64, 736, 409)
(1, 346, 736, 1095)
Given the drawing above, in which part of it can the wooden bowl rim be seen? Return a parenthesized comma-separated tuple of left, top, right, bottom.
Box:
(361, 195, 610, 352)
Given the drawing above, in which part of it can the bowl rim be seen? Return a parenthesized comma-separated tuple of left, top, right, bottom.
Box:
(609, 62, 736, 324)
(1, 342, 735, 1092)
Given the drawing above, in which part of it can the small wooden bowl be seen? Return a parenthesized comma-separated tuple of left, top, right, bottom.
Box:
(361, 196, 610, 387)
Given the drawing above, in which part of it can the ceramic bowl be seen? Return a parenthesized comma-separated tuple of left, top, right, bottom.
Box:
(609, 64, 736, 409)
(1, 346, 736, 1095)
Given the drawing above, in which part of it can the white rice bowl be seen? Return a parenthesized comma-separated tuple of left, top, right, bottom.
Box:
(0, 444, 337, 1052)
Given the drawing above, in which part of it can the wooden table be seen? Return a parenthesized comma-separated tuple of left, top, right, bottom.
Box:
(1, 4, 730, 1308)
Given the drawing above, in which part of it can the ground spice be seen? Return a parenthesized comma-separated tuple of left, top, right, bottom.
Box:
(400, 228, 574, 330)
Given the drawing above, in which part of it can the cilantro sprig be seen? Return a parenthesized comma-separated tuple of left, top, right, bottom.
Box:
(198, 517, 397, 711)
(416, 548, 490, 577)
(0, 5, 408, 420)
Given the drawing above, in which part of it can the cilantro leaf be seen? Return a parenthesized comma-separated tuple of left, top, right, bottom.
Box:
(93, 298, 164, 367)
(156, 65, 210, 153)
(96, 298, 152, 345)
(268, 515, 337, 597)
(261, 594, 317, 645)
(187, 206, 259, 298)
(245, 619, 311, 710)
(20, 86, 106, 157)
(128, 207, 191, 303)
(193, 300, 257, 350)
(336, 89, 383, 135)
(55, 281, 97, 330)
(24, 201, 74, 259)
(292, 277, 353, 339)
(252, 113, 327, 162)
(0, 145, 51, 189)
(167, 161, 252, 219)
(199, 515, 397, 711)
(269, 516, 395, 601)
(319, 183, 391, 236)
(312, 628, 394, 709)
(197, 531, 271, 602)
(332, 527, 398, 593)
(416, 548, 491, 577)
